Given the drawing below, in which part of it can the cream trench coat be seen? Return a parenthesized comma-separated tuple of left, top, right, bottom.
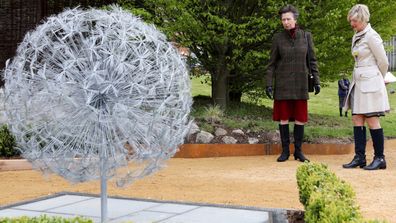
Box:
(343, 24, 390, 114)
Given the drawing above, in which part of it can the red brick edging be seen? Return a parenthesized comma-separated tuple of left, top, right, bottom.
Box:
(173, 139, 396, 158)
(1, 139, 395, 171)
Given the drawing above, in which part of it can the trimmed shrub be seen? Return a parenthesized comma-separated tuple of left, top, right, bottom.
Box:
(296, 162, 336, 207)
(296, 162, 381, 223)
(304, 180, 361, 222)
(0, 124, 19, 158)
(0, 215, 93, 223)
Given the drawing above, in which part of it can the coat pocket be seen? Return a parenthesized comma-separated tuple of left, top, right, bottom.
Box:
(359, 70, 382, 93)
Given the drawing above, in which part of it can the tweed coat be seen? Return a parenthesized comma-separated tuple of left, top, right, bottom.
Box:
(343, 24, 390, 114)
(266, 29, 320, 100)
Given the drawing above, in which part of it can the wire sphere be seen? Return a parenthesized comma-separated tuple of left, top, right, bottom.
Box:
(3, 6, 192, 186)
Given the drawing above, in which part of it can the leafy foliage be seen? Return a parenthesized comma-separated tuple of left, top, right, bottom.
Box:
(118, 0, 281, 107)
(118, 0, 396, 107)
(0, 125, 18, 158)
(296, 162, 388, 223)
(298, 0, 396, 82)
(296, 162, 362, 222)
(203, 104, 224, 124)
(0, 215, 93, 223)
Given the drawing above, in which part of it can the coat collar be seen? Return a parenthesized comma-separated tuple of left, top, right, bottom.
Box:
(352, 23, 371, 48)
(355, 23, 371, 37)
(282, 28, 304, 40)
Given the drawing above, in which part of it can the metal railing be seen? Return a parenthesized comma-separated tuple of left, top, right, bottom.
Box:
(385, 36, 396, 72)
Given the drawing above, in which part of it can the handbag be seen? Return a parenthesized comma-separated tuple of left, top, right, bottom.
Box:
(305, 32, 315, 92)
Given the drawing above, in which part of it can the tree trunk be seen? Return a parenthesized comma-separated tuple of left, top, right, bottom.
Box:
(212, 66, 228, 109)
(228, 72, 242, 102)
(228, 90, 242, 102)
(210, 42, 230, 108)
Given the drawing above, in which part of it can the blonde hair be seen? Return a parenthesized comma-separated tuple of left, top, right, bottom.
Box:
(347, 4, 370, 23)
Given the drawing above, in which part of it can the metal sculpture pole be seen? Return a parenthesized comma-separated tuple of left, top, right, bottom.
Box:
(3, 6, 192, 223)
(100, 134, 108, 222)
(100, 158, 108, 222)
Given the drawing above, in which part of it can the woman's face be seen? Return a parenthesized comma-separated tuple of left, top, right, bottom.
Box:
(349, 17, 366, 32)
(281, 12, 296, 30)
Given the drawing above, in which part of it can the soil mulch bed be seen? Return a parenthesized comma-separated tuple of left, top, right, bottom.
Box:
(288, 210, 305, 223)
(186, 126, 355, 145)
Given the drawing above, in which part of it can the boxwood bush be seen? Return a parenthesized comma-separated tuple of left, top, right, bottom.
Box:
(0, 124, 19, 158)
(296, 162, 387, 223)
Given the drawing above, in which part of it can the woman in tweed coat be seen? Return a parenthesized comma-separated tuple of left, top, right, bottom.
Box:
(266, 5, 320, 162)
(342, 4, 390, 170)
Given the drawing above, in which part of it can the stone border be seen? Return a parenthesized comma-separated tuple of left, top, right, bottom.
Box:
(1, 139, 396, 171)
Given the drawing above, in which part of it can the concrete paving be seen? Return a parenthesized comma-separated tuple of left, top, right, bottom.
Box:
(0, 192, 287, 223)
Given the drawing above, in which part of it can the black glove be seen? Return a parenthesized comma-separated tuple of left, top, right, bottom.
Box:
(314, 85, 321, 95)
(265, 86, 273, 99)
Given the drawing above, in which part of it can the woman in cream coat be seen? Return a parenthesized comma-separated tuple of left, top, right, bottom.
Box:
(343, 4, 390, 170)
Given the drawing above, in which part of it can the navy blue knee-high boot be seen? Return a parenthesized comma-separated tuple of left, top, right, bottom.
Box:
(364, 128, 386, 170)
(343, 126, 367, 168)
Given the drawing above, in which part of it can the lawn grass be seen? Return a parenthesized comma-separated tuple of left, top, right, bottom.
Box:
(191, 75, 211, 97)
(191, 76, 396, 140)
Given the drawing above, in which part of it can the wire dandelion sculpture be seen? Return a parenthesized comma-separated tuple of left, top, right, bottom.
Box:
(3, 6, 192, 222)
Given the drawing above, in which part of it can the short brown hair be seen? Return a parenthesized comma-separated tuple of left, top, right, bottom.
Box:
(279, 5, 299, 20)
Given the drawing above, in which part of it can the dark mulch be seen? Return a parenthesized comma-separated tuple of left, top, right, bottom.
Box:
(0, 155, 23, 159)
(287, 210, 305, 223)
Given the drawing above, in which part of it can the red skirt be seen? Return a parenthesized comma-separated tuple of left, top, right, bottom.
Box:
(273, 100, 308, 122)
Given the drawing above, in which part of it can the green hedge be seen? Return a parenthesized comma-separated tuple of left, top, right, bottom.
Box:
(296, 162, 387, 223)
(0, 125, 19, 158)
(0, 215, 93, 223)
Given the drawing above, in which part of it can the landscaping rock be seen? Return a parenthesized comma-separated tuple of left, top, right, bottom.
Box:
(215, 128, 227, 136)
(248, 137, 259, 144)
(188, 122, 200, 135)
(196, 131, 214, 143)
(268, 131, 280, 143)
(185, 124, 354, 145)
(232, 129, 244, 135)
(222, 136, 237, 144)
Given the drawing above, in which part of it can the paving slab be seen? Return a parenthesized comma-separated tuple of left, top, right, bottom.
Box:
(146, 203, 199, 214)
(13, 195, 92, 211)
(48, 197, 160, 219)
(159, 206, 270, 223)
(110, 211, 175, 223)
(0, 193, 276, 223)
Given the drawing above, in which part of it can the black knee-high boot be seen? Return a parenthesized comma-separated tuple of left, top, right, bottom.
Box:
(364, 128, 386, 170)
(293, 124, 309, 162)
(277, 124, 290, 162)
(343, 126, 367, 168)
(339, 108, 343, 117)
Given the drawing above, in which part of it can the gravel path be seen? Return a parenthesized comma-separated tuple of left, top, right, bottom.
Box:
(1, 148, 395, 222)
